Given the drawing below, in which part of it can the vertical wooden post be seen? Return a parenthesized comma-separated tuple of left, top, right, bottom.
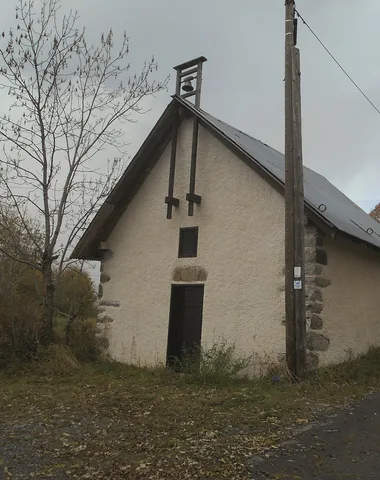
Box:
(292, 47, 306, 377)
(188, 117, 199, 217)
(187, 59, 203, 216)
(285, 1, 306, 379)
(285, 0, 297, 377)
(166, 109, 180, 219)
(194, 61, 203, 108)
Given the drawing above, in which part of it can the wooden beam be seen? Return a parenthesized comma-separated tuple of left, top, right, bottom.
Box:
(194, 61, 203, 109)
(166, 108, 180, 219)
(179, 66, 198, 77)
(165, 196, 180, 207)
(173, 56, 207, 71)
(188, 117, 200, 216)
(186, 193, 201, 204)
(181, 90, 196, 100)
(175, 69, 182, 96)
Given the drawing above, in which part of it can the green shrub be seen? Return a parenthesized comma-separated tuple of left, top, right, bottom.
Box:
(0, 287, 44, 366)
(173, 339, 253, 384)
(66, 317, 100, 362)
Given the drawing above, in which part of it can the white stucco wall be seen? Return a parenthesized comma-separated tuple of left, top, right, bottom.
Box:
(320, 236, 380, 365)
(100, 118, 286, 371)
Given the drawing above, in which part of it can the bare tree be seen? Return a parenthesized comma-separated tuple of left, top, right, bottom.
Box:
(0, 0, 168, 343)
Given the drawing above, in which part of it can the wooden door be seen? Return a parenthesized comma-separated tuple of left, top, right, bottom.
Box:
(166, 285, 204, 368)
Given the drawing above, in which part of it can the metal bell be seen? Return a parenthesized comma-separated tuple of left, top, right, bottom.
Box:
(182, 77, 194, 92)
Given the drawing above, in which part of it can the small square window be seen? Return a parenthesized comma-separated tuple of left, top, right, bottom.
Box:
(178, 227, 198, 258)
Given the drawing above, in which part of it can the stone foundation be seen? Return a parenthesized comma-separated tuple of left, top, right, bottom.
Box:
(95, 249, 116, 358)
(279, 222, 332, 371)
(304, 223, 331, 368)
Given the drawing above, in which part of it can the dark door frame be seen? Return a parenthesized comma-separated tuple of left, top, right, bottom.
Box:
(166, 283, 205, 369)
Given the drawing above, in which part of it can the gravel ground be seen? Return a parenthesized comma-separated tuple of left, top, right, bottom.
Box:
(2, 354, 380, 480)
(1, 393, 380, 479)
(247, 392, 380, 479)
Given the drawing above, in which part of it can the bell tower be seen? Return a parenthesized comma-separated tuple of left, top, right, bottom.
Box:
(173, 56, 207, 108)
(165, 56, 207, 219)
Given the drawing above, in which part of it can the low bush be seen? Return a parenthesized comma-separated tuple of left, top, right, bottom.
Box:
(0, 268, 44, 366)
(308, 345, 380, 386)
(34, 344, 80, 375)
(66, 317, 100, 362)
(172, 339, 254, 384)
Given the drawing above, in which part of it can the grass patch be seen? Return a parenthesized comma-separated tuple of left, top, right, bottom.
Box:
(171, 340, 254, 384)
(1, 348, 380, 479)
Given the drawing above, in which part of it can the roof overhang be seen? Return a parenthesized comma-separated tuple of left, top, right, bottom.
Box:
(71, 100, 178, 260)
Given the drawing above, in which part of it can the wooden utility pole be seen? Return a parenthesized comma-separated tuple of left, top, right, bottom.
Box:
(292, 47, 306, 378)
(284, 0, 306, 379)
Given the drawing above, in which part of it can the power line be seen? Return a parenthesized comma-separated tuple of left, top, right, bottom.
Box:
(295, 8, 380, 116)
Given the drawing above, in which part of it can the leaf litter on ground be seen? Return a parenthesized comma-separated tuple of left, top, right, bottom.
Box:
(1, 348, 380, 478)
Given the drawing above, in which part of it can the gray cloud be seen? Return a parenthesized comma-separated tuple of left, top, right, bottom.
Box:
(2, 0, 380, 212)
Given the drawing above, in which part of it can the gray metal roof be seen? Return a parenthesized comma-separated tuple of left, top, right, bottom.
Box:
(199, 109, 380, 249)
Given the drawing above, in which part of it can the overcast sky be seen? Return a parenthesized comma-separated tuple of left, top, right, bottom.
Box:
(70, 0, 379, 212)
(2, 0, 377, 286)
(3, 0, 380, 213)
(4, 0, 380, 210)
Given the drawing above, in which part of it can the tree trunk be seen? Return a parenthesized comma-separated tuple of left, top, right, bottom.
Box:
(41, 263, 55, 345)
(65, 315, 75, 345)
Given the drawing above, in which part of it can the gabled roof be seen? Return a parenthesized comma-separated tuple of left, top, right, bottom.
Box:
(72, 96, 380, 260)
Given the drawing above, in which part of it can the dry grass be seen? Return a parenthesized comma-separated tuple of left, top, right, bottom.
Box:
(1, 348, 380, 479)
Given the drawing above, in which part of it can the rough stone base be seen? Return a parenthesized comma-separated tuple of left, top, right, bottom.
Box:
(172, 266, 208, 282)
(280, 223, 332, 371)
(95, 255, 116, 359)
(304, 223, 331, 366)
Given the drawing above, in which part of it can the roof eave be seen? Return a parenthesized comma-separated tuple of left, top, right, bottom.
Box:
(71, 99, 177, 260)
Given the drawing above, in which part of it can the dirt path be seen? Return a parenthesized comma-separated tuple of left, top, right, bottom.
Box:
(247, 392, 380, 479)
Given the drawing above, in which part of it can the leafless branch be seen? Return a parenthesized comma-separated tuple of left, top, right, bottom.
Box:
(0, 0, 168, 340)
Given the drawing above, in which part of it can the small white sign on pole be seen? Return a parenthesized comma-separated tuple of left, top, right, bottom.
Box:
(294, 280, 302, 290)
(294, 266, 301, 278)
